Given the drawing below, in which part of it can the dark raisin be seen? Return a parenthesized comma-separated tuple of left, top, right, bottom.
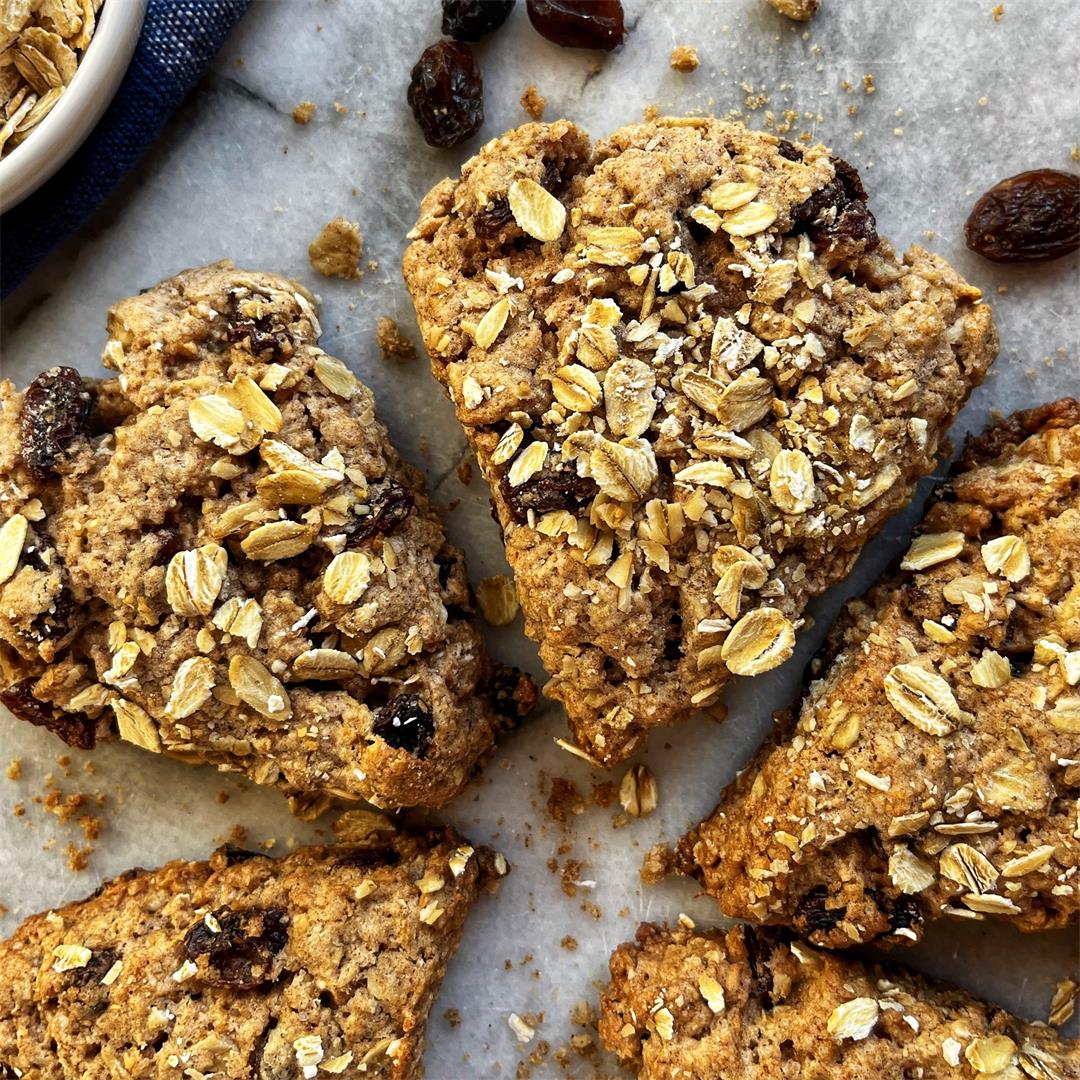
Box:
(790, 157, 877, 252)
(346, 478, 414, 546)
(225, 292, 287, 356)
(407, 41, 484, 149)
(182, 906, 289, 989)
(28, 585, 75, 644)
(218, 843, 265, 866)
(18, 367, 92, 478)
(742, 926, 776, 1006)
(442, 0, 515, 40)
(526, 0, 625, 50)
(334, 845, 400, 870)
(965, 169, 1080, 263)
(793, 884, 845, 934)
(475, 196, 513, 236)
(776, 139, 802, 161)
(0, 679, 96, 749)
(499, 467, 598, 524)
(487, 663, 539, 725)
(68, 947, 120, 987)
(887, 894, 924, 933)
(372, 693, 434, 757)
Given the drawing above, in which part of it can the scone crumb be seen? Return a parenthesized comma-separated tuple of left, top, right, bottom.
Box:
(520, 84, 547, 119)
(863, 73, 876, 94)
(669, 46, 700, 73)
(292, 101, 316, 124)
(561, 935, 579, 951)
(308, 217, 363, 279)
(765, 0, 821, 20)
(992, 3, 1005, 20)
(376, 316, 418, 360)
(476, 574, 519, 626)
(443, 1008, 462, 1027)
(6, 758, 22, 780)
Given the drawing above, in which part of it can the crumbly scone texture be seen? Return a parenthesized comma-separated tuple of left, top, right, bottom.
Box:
(674, 400, 1080, 947)
(0, 262, 532, 811)
(403, 117, 997, 764)
(599, 923, 1079, 1079)
(0, 829, 503, 1079)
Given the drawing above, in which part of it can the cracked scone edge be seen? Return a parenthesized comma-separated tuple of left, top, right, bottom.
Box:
(402, 117, 997, 766)
(0, 828, 505, 1079)
(0, 262, 533, 811)
(672, 399, 1080, 947)
(599, 923, 1079, 1079)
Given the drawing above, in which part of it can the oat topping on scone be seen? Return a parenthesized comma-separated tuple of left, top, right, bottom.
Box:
(672, 400, 1080, 947)
(0, 827, 506, 1079)
(599, 923, 1079, 1079)
(0, 263, 533, 812)
(403, 118, 997, 764)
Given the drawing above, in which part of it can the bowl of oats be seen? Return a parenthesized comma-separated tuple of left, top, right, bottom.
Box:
(0, 0, 145, 212)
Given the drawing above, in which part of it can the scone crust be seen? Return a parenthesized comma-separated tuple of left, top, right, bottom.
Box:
(599, 923, 1079, 1079)
(0, 262, 526, 810)
(676, 399, 1080, 945)
(0, 829, 499, 1079)
(403, 117, 997, 764)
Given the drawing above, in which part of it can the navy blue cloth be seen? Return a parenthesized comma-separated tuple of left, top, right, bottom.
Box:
(1, 0, 250, 298)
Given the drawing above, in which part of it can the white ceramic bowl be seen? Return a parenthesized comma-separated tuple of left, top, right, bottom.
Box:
(0, 0, 146, 214)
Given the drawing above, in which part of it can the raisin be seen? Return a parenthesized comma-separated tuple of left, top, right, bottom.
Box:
(742, 926, 776, 1006)
(487, 662, 538, 725)
(526, 0, 625, 50)
(499, 468, 598, 524)
(346, 478, 414, 546)
(372, 693, 434, 757)
(407, 41, 484, 149)
(0, 679, 96, 749)
(182, 905, 289, 989)
(476, 158, 568, 237)
(218, 843, 265, 866)
(790, 157, 877, 252)
(29, 585, 75, 645)
(334, 845, 401, 870)
(776, 139, 802, 161)
(442, 0, 515, 40)
(225, 291, 287, 356)
(887, 894, 923, 933)
(793, 884, 845, 934)
(68, 947, 120, 987)
(18, 367, 92, 478)
(965, 169, 1080, 263)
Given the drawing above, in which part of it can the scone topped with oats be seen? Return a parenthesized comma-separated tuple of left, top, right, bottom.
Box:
(599, 923, 1079, 1079)
(403, 117, 997, 764)
(671, 401, 1080, 947)
(0, 825, 505, 1078)
(0, 263, 533, 813)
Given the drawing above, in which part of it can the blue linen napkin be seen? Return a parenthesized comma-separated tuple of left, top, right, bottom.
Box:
(1, 0, 251, 299)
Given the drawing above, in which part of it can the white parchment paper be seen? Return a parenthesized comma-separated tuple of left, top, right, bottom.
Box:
(2, 2, 1078, 1076)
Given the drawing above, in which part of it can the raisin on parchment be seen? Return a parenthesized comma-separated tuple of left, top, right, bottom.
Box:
(442, 0, 515, 41)
(965, 169, 1079, 262)
(408, 41, 484, 148)
(526, 0, 625, 50)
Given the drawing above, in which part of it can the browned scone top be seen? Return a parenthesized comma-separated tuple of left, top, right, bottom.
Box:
(0, 263, 533, 812)
(402, 117, 997, 765)
(599, 923, 1079, 1079)
(673, 400, 1080, 947)
(0, 827, 504, 1079)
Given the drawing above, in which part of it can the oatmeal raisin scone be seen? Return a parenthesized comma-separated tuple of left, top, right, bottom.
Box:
(672, 400, 1080, 947)
(0, 263, 534, 812)
(599, 923, 1079, 1079)
(403, 117, 997, 765)
(0, 827, 505, 1079)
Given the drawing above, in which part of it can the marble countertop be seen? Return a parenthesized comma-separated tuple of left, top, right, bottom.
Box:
(2, 1, 1078, 1075)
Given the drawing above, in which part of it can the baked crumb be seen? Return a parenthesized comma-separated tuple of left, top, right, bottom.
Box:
(443, 1008, 462, 1027)
(669, 46, 699, 73)
(520, 84, 546, 120)
(765, 0, 820, 20)
(6, 758, 21, 781)
(863, 72, 877, 94)
(308, 217, 363, 279)
(456, 459, 473, 486)
(992, 3, 1005, 19)
(547, 778, 585, 824)
(333, 100, 348, 114)
(292, 101, 316, 125)
(560, 935, 578, 951)
(376, 316, 417, 360)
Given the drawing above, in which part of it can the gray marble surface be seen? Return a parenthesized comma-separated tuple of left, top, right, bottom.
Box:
(2, 1, 1078, 1075)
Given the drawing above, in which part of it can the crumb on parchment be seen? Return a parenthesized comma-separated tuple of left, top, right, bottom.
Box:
(670, 45, 700, 72)
(376, 316, 417, 360)
(292, 101, 316, 124)
(308, 217, 363, 279)
(520, 84, 546, 120)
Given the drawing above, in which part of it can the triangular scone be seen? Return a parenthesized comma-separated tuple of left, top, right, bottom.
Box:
(600, 923, 1078, 1079)
(0, 828, 504, 1078)
(403, 118, 997, 764)
(673, 400, 1080, 946)
(0, 263, 533, 811)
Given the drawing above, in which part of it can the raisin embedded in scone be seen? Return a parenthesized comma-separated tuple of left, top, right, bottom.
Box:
(402, 117, 998, 765)
(0, 262, 534, 812)
(671, 400, 1080, 947)
(599, 923, 1079, 1079)
(0, 827, 506, 1079)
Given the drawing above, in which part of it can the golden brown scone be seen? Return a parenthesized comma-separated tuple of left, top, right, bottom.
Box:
(673, 400, 1080, 946)
(0, 263, 534, 812)
(599, 923, 1079, 1079)
(402, 117, 997, 765)
(0, 827, 504, 1079)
